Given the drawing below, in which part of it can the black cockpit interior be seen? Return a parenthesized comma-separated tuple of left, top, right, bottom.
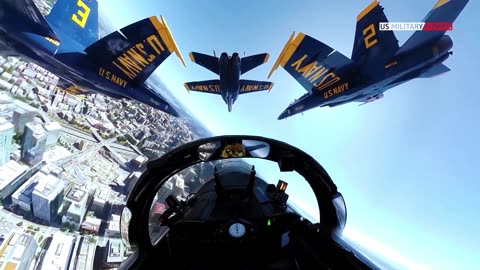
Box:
(119, 135, 380, 270)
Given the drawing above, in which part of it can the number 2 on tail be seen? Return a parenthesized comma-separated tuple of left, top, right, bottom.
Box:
(363, 24, 378, 49)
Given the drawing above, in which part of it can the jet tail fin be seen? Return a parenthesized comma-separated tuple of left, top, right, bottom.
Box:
(84, 16, 186, 87)
(351, 0, 399, 77)
(45, 0, 99, 48)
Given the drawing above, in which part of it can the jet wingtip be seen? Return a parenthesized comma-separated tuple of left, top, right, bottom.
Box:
(357, 0, 380, 22)
(157, 16, 187, 68)
(183, 83, 190, 93)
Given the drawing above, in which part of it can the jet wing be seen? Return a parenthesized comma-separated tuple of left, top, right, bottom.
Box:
(268, 32, 353, 94)
(419, 63, 450, 78)
(183, 80, 222, 94)
(84, 16, 186, 86)
(189, 52, 219, 75)
(3, 0, 59, 40)
(241, 53, 269, 75)
(396, 0, 469, 55)
(238, 80, 274, 94)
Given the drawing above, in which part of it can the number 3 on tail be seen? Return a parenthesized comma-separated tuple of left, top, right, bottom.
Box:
(71, 0, 90, 28)
(363, 24, 378, 49)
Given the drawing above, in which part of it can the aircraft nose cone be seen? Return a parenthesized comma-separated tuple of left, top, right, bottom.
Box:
(278, 109, 289, 120)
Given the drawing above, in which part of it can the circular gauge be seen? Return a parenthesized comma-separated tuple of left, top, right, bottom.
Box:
(228, 222, 246, 238)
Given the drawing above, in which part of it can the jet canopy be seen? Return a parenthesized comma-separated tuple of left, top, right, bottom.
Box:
(120, 135, 347, 268)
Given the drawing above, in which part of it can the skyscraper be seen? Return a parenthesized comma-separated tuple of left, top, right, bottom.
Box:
(32, 174, 64, 223)
(43, 121, 61, 149)
(0, 91, 15, 119)
(11, 100, 36, 134)
(21, 122, 46, 165)
(0, 117, 13, 166)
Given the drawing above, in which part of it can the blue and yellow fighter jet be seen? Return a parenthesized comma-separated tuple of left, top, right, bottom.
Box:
(268, 0, 469, 120)
(0, 0, 186, 116)
(184, 52, 274, 112)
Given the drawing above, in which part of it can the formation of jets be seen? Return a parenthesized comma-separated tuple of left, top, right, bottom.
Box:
(0, 0, 469, 119)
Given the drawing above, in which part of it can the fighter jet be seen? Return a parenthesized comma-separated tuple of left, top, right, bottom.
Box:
(268, 0, 469, 119)
(184, 52, 274, 112)
(0, 0, 187, 116)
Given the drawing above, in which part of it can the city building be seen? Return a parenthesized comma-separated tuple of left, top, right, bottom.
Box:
(43, 121, 61, 149)
(11, 100, 36, 133)
(0, 231, 38, 270)
(172, 175, 185, 200)
(70, 236, 95, 270)
(62, 185, 89, 230)
(11, 171, 45, 212)
(0, 91, 15, 119)
(106, 214, 121, 238)
(21, 121, 46, 165)
(92, 187, 109, 217)
(0, 117, 14, 166)
(105, 239, 124, 267)
(40, 163, 63, 178)
(41, 233, 75, 270)
(0, 160, 29, 200)
(32, 174, 64, 223)
(156, 179, 173, 202)
(81, 216, 102, 234)
(131, 155, 146, 169)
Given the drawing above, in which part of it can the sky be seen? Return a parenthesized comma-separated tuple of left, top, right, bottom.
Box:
(99, 0, 479, 269)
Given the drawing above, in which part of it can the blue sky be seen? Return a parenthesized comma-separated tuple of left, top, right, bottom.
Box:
(100, 0, 479, 268)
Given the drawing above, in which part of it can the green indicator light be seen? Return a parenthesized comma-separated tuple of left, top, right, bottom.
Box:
(267, 219, 271, 226)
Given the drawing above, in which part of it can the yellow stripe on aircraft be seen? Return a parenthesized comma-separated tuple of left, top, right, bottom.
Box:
(183, 83, 190, 93)
(433, 0, 450, 9)
(189, 52, 196, 63)
(268, 31, 302, 79)
(357, 0, 379, 22)
(263, 53, 270, 63)
(149, 16, 187, 68)
(268, 82, 275, 92)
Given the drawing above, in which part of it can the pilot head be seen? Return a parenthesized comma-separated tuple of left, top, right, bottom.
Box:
(221, 143, 246, 158)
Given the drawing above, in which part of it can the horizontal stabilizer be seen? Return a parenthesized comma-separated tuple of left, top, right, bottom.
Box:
(189, 52, 219, 75)
(241, 53, 269, 75)
(268, 32, 352, 94)
(84, 16, 186, 86)
(184, 80, 222, 94)
(419, 63, 450, 78)
(239, 80, 274, 94)
(396, 0, 469, 56)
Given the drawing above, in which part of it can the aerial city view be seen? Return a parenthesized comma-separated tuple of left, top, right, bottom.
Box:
(0, 0, 477, 269)
(0, 55, 210, 268)
(0, 1, 214, 269)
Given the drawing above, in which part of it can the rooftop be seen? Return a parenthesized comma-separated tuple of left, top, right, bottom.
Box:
(32, 174, 64, 201)
(0, 231, 37, 269)
(43, 121, 61, 131)
(13, 100, 36, 113)
(66, 186, 88, 203)
(41, 233, 75, 270)
(0, 160, 29, 190)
